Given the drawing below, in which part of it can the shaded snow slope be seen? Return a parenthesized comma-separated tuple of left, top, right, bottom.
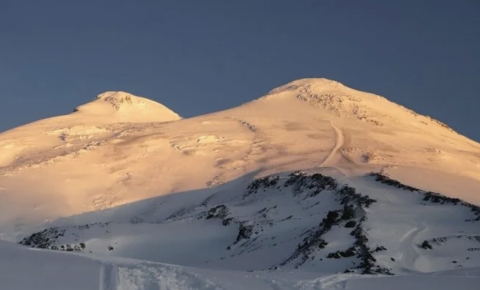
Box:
(11, 171, 480, 289)
(18, 171, 480, 275)
(4, 239, 480, 290)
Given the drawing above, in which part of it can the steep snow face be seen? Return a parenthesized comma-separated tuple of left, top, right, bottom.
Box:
(74, 91, 181, 122)
(0, 78, 479, 240)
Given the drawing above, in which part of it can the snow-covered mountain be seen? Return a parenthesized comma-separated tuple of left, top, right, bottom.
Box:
(1, 78, 480, 289)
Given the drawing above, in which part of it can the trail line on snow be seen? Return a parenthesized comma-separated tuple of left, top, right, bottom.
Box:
(99, 263, 117, 290)
(318, 274, 349, 289)
(319, 120, 344, 168)
(398, 222, 427, 272)
(296, 274, 364, 290)
(97, 262, 223, 290)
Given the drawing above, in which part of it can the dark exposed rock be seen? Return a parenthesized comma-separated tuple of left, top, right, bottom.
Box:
(279, 209, 341, 267)
(19, 227, 85, 253)
(349, 224, 392, 275)
(369, 172, 480, 221)
(341, 206, 356, 220)
(327, 252, 342, 259)
(426, 116, 455, 132)
(234, 223, 254, 244)
(19, 223, 112, 252)
(325, 210, 340, 227)
(327, 247, 357, 259)
(267, 173, 389, 275)
(337, 186, 377, 208)
(423, 192, 461, 205)
(246, 176, 280, 196)
(421, 240, 433, 250)
(373, 246, 387, 253)
(290, 173, 338, 197)
(19, 227, 66, 249)
(345, 220, 357, 228)
(369, 173, 419, 192)
(424, 235, 480, 254)
(222, 217, 235, 226)
(206, 204, 229, 220)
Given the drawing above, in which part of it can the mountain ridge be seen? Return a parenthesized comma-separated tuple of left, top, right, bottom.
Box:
(0, 78, 479, 241)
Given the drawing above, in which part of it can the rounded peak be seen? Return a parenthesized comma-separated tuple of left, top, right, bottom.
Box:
(255, 78, 456, 130)
(96, 91, 135, 101)
(260, 78, 383, 105)
(94, 91, 146, 110)
(267, 78, 346, 95)
(73, 91, 181, 123)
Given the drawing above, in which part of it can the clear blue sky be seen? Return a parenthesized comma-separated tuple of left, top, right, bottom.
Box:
(1, 1, 479, 140)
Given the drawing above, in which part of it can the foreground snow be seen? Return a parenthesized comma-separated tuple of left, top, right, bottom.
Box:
(2, 240, 480, 290)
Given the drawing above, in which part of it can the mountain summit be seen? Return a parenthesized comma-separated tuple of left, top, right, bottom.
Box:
(73, 91, 181, 122)
(260, 78, 460, 131)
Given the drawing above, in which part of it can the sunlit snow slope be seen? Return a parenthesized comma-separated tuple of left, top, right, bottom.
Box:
(1, 78, 480, 289)
(1, 78, 479, 238)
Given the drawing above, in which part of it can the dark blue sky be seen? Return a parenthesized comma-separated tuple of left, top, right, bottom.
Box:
(1, 1, 479, 140)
